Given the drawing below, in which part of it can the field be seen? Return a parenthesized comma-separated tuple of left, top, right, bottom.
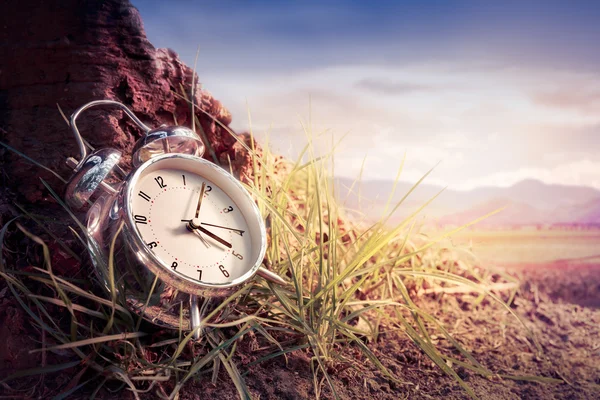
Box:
(451, 228, 600, 264)
(396, 228, 600, 398)
(227, 227, 600, 399)
(451, 228, 600, 309)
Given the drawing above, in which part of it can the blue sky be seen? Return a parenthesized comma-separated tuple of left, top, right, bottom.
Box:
(133, 0, 600, 190)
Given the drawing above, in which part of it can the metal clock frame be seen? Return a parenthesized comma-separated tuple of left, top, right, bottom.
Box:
(121, 153, 268, 298)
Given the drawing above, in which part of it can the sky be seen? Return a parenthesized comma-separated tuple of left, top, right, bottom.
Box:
(132, 0, 600, 191)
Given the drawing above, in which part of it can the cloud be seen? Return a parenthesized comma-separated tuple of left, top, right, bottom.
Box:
(532, 86, 600, 115)
(355, 78, 432, 95)
(528, 122, 600, 153)
(151, 57, 600, 191)
(451, 159, 600, 190)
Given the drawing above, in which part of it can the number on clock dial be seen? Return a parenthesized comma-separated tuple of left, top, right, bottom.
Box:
(232, 250, 243, 260)
(155, 176, 167, 188)
(219, 265, 230, 277)
(139, 191, 151, 202)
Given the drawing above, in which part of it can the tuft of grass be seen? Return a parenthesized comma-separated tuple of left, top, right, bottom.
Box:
(0, 98, 555, 399)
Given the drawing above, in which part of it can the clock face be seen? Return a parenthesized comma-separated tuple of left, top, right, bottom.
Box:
(125, 155, 265, 289)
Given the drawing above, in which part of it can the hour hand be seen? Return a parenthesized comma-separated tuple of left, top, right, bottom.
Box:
(197, 225, 232, 248)
(187, 218, 232, 249)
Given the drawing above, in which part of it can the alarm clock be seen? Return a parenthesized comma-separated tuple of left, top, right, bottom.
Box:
(64, 100, 285, 338)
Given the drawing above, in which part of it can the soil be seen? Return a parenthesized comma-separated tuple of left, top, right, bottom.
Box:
(1, 250, 599, 399)
(207, 259, 599, 400)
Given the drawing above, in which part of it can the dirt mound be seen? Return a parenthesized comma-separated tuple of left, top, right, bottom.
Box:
(0, 0, 252, 205)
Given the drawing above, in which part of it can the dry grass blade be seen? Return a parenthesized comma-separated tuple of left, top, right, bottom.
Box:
(207, 330, 252, 400)
(28, 268, 132, 318)
(16, 222, 76, 319)
(27, 294, 107, 319)
(29, 332, 147, 354)
(0, 140, 67, 183)
(13, 203, 81, 261)
(0, 361, 82, 384)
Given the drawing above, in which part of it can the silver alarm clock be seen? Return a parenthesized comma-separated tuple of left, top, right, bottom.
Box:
(64, 100, 285, 338)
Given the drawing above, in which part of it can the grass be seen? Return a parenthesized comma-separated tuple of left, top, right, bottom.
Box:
(0, 102, 557, 399)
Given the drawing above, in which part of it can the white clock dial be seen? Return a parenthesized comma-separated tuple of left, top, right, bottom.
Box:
(126, 156, 265, 288)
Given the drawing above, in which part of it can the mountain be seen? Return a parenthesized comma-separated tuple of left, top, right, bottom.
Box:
(333, 177, 600, 227)
(490, 179, 600, 210)
(438, 198, 550, 227)
(557, 196, 600, 225)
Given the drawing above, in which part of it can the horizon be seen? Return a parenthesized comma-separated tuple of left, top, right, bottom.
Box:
(336, 176, 600, 192)
(133, 0, 600, 191)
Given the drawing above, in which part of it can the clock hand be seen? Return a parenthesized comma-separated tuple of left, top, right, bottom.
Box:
(194, 182, 207, 219)
(197, 226, 232, 248)
(198, 234, 211, 248)
(181, 221, 246, 237)
(187, 219, 232, 248)
(200, 222, 245, 236)
(184, 182, 212, 247)
(188, 226, 216, 247)
(186, 224, 211, 248)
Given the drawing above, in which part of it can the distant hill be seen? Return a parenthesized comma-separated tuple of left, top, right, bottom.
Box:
(334, 177, 600, 227)
(558, 196, 600, 225)
(438, 198, 549, 227)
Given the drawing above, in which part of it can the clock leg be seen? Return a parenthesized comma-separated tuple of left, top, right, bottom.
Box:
(189, 294, 203, 339)
(257, 266, 288, 286)
(189, 295, 213, 340)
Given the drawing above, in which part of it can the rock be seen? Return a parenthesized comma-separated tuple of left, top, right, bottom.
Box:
(0, 0, 255, 204)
